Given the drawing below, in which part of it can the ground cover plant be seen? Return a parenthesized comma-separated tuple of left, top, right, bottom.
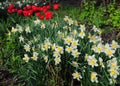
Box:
(0, 0, 120, 86)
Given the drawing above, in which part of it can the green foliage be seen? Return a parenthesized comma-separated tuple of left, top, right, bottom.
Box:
(78, 1, 107, 27)
(107, 5, 120, 28)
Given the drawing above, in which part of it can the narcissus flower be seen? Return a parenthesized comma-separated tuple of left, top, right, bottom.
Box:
(64, 36, 73, 45)
(23, 54, 29, 62)
(71, 49, 80, 58)
(25, 26, 31, 33)
(91, 72, 98, 83)
(108, 69, 119, 79)
(72, 71, 82, 81)
(72, 61, 79, 68)
(43, 55, 48, 63)
(24, 44, 30, 52)
(19, 35, 24, 42)
(111, 40, 119, 50)
(87, 55, 98, 68)
(54, 57, 61, 65)
(31, 52, 39, 61)
(65, 46, 73, 53)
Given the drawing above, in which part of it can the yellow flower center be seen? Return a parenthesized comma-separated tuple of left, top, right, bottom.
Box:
(80, 31, 84, 36)
(75, 73, 79, 78)
(97, 47, 101, 52)
(111, 70, 115, 75)
(91, 73, 96, 80)
(107, 50, 112, 56)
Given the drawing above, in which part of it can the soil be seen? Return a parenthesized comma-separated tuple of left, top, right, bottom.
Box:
(0, 69, 25, 86)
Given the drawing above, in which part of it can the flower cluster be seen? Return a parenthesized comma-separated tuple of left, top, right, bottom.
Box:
(7, 2, 59, 20)
(8, 16, 120, 85)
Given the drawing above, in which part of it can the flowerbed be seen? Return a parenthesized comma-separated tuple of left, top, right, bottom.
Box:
(0, 1, 60, 20)
(7, 15, 120, 85)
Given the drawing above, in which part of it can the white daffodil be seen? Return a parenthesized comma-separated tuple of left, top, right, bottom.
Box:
(54, 57, 61, 65)
(109, 68, 119, 79)
(65, 46, 73, 53)
(72, 61, 79, 68)
(51, 43, 56, 50)
(55, 46, 63, 54)
(99, 58, 105, 68)
(71, 30, 78, 36)
(16, 24, 23, 33)
(68, 18, 74, 26)
(78, 31, 85, 39)
(104, 44, 115, 58)
(64, 36, 73, 45)
(89, 35, 101, 44)
(71, 49, 80, 58)
(11, 27, 17, 33)
(63, 26, 68, 30)
(80, 24, 85, 31)
(111, 40, 120, 50)
(71, 39, 79, 48)
(87, 55, 98, 68)
(92, 43, 103, 54)
(24, 44, 30, 52)
(31, 52, 39, 61)
(108, 58, 118, 70)
(41, 22, 45, 29)
(53, 51, 60, 58)
(85, 54, 89, 61)
(43, 44, 50, 51)
(23, 54, 29, 62)
(91, 72, 98, 83)
(64, 16, 69, 22)
(25, 26, 31, 33)
(34, 19, 40, 25)
(92, 25, 98, 32)
(43, 55, 48, 63)
(74, 20, 78, 26)
(109, 78, 116, 84)
(72, 71, 82, 81)
(19, 35, 24, 42)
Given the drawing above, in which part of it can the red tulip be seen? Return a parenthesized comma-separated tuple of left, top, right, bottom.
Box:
(45, 11, 53, 20)
(47, 5, 51, 10)
(38, 7, 43, 11)
(8, 9, 13, 14)
(35, 12, 40, 17)
(28, 10, 33, 16)
(53, 3, 59, 10)
(23, 7, 27, 10)
(32, 5, 38, 12)
(39, 15, 44, 20)
(23, 11, 29, 17)
(26, 5, 31, 10)
(17, 9, 23, 14)
(8, 4, 14, 9)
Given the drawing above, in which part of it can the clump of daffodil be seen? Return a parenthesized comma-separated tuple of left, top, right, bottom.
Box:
(107, 58, 119, 79)
(8, 16, 120, 85)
